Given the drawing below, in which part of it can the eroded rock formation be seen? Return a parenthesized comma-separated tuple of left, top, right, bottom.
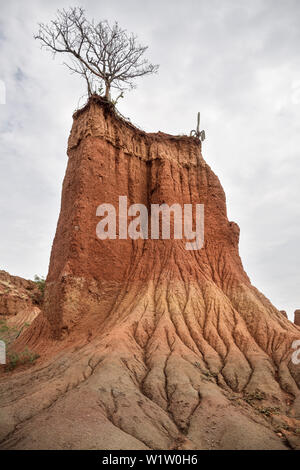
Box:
(0, 96, 300, 450)
(280, 310, 288, 319)
(0, 270, 41, 319)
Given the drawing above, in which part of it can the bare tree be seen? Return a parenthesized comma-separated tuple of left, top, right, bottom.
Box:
(34, 7, 159, 101)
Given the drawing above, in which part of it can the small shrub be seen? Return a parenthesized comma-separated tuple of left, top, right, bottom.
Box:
(0, 320, 9, 334)
(34, 275, 46, 300)
(34, 275, 45, 293)
(258, 406, 280, 417)
(6, 348, 39, 371)
(202, 370, 218, 380)
(244, 390, 265, 405)
(0, 320, 19, 344)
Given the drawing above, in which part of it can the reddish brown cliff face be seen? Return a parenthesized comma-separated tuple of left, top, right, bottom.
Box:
(0, 270, 40, 319)
(0, 96, 300, 450)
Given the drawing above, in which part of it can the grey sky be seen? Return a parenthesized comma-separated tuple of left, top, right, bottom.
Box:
(0, 0, 300, 320)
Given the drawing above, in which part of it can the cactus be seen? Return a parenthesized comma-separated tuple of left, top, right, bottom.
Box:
(190, 112, 206, 141)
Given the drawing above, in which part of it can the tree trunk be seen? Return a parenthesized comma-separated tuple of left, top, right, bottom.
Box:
(105, 82, 110, 100)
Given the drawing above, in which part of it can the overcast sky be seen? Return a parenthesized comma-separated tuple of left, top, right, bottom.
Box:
(0, 0, 300, 320)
